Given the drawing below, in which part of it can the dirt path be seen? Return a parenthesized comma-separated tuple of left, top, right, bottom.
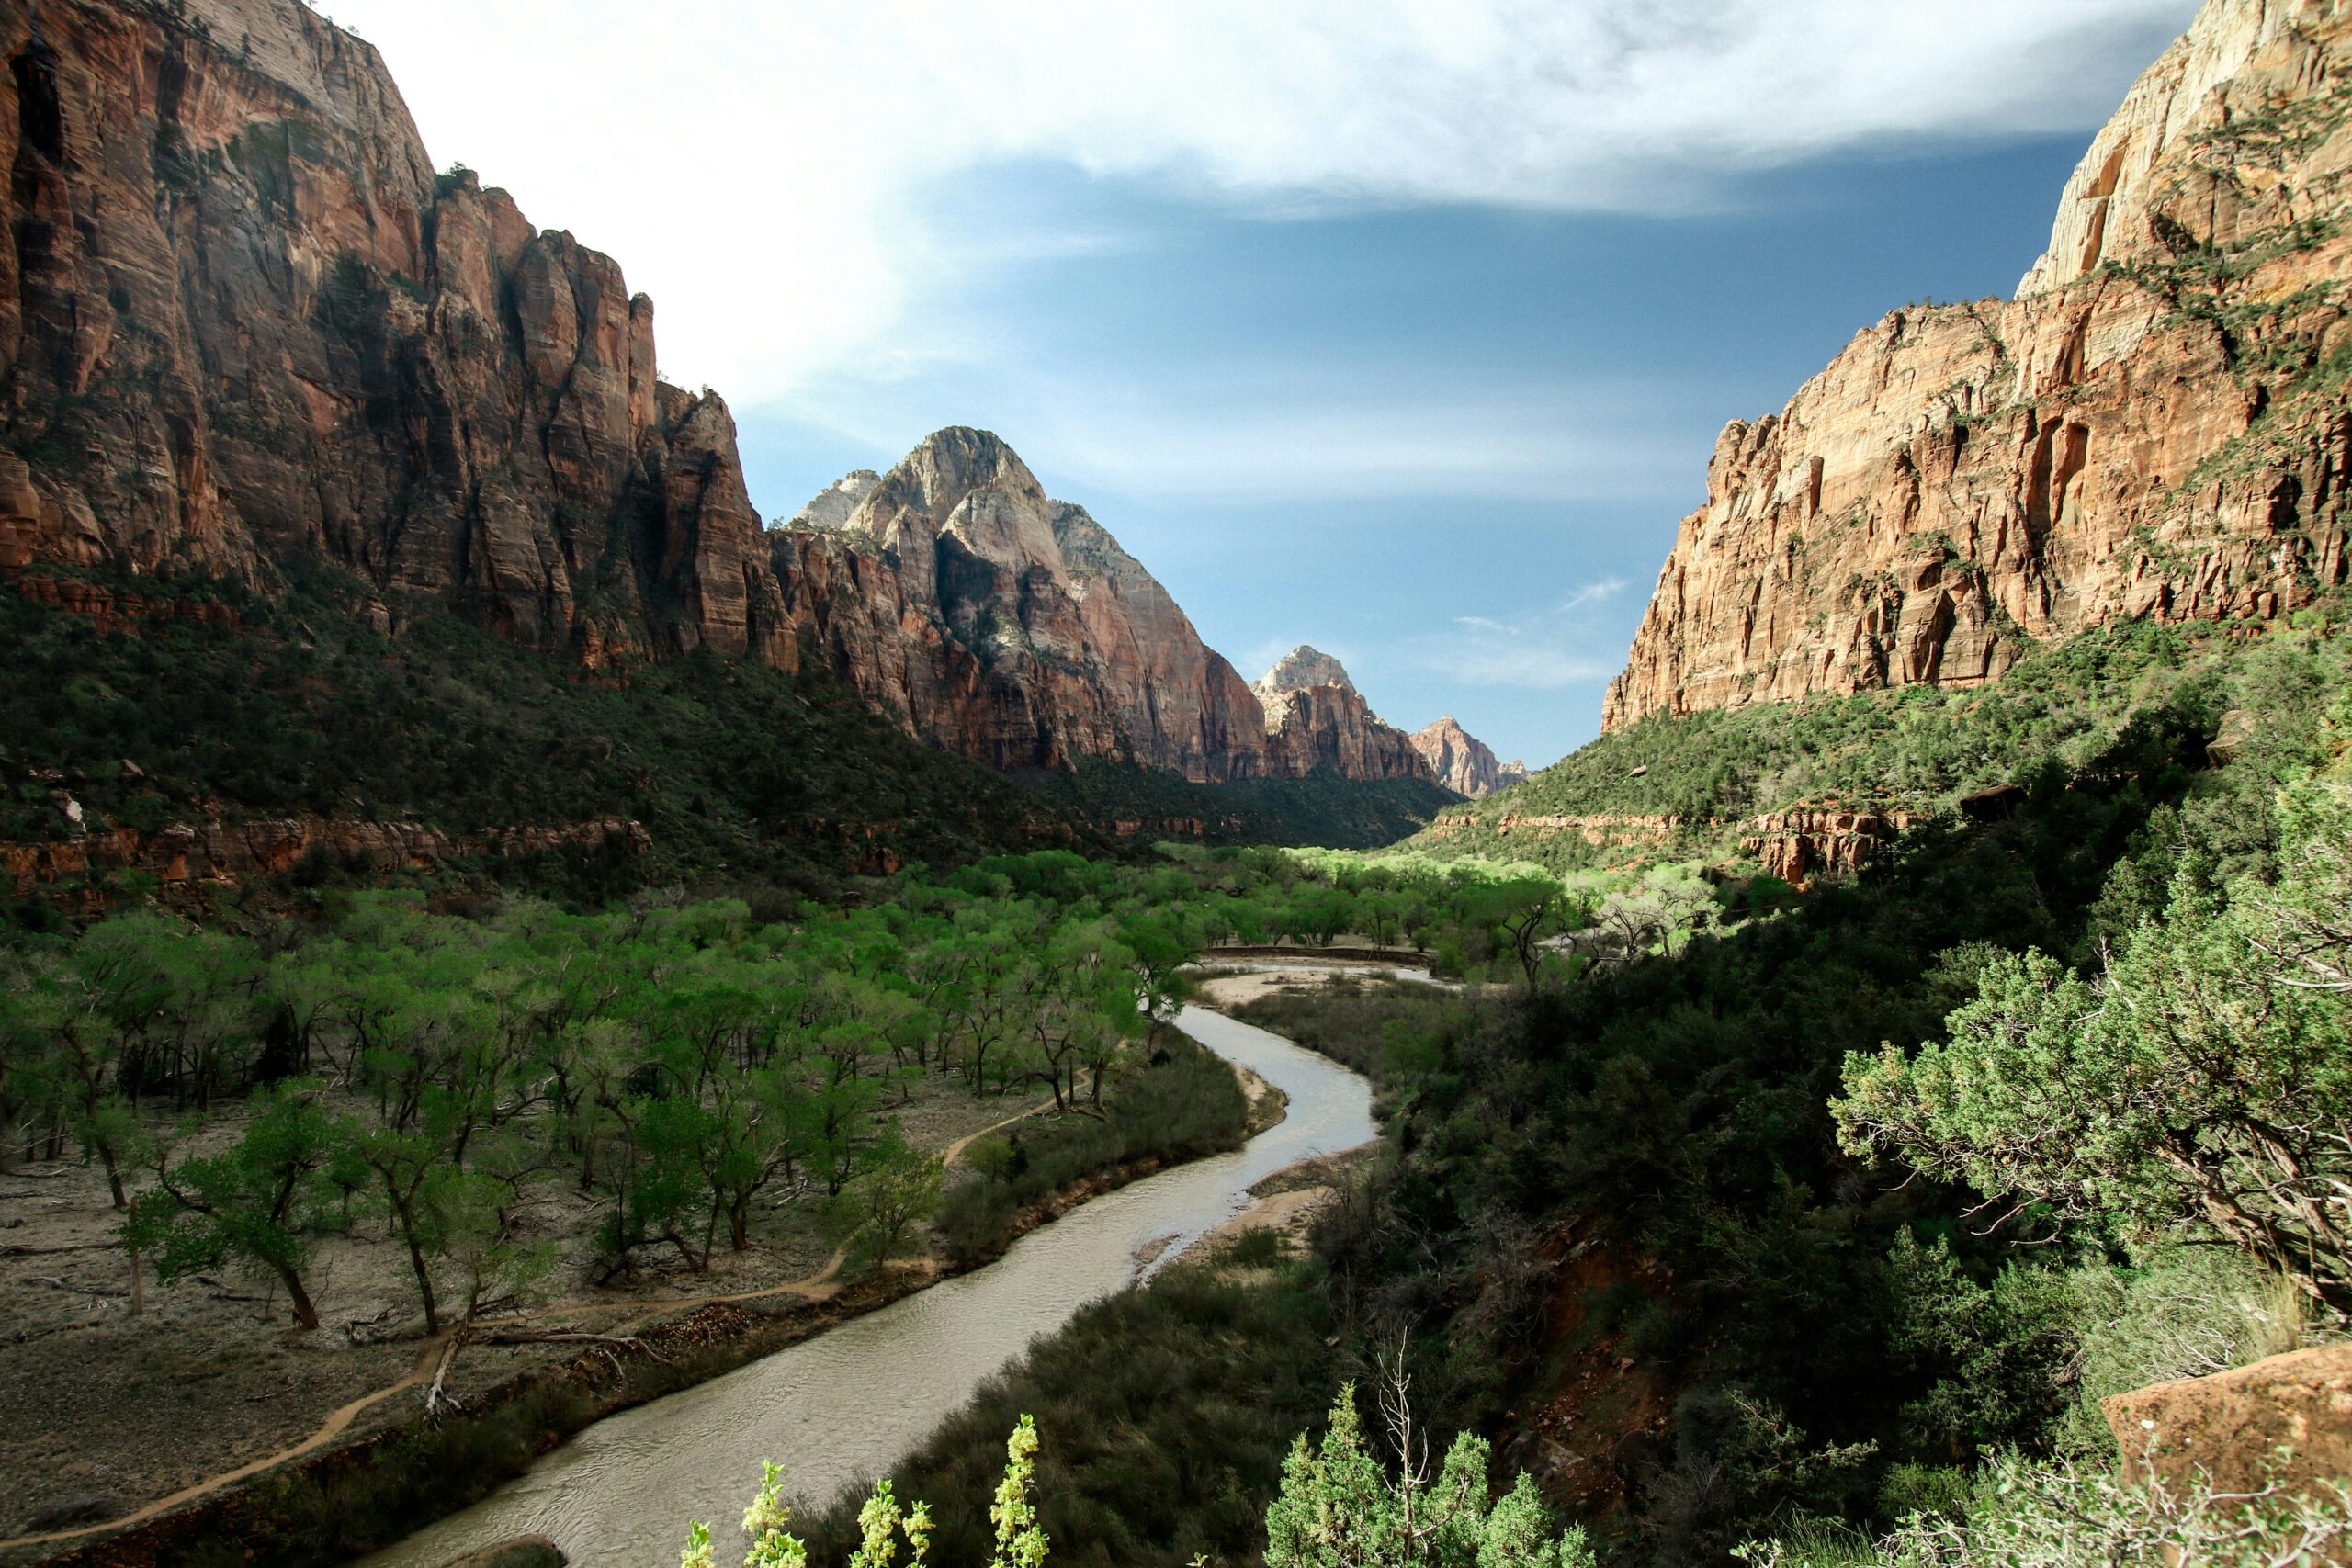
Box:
(0, 1334, 445, 1553)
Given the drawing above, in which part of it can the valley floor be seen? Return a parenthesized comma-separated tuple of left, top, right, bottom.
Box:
(0, 1075, 1028, 1553)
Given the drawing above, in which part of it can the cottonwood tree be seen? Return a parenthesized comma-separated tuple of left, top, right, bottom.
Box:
(127, 1077, 343, 1330)
(828, 1128, 943, 1274)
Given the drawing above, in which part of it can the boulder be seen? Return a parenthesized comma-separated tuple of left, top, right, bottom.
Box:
(2103, 1342, 2352, 1502)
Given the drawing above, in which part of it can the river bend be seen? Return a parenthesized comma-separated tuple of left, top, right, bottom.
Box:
(358, 1001, 1374, 1568)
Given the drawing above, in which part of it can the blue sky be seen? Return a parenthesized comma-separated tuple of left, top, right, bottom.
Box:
(337, 0, 2199, 767)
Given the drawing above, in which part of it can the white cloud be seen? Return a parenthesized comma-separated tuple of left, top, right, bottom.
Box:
(756, 360, 1708, 505)
(326, 0, 2194, 398)
(1407, 579, 1631, 690)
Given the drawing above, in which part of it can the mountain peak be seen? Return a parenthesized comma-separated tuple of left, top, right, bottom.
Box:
(785, 470, 881, 532)
(1253, 646, 1354, 705)
(1408, 716, 1525, 797)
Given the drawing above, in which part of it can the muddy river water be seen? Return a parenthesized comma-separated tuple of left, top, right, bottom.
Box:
(357, 998, 1375, 1568)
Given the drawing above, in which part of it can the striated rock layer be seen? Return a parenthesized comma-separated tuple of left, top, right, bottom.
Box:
(0, 0, 789, 668)
(1409, 716, 1528, 797)
(773, 430, 1277, 779)
(1250, 645, 1438, 783)
(4, 815, 649, 901)
(1606, 0, 2352, 729)
(0, 0, 1428, 789)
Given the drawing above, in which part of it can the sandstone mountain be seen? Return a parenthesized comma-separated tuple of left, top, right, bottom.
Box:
(1409, 716, 1528, 798)
(772, 429, 1272, 779)
(2, 0, 791, 667)
(1605, 0, 2352, 729)
(0, 0, 1426, 792)
(786, 470, 879, 531)
(1251, 646, 1353, 709)
(1249, 646, 1442, 784)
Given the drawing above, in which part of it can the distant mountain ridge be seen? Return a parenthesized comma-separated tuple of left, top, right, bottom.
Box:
(1605, 0, 2352, 729)
(1408, 716, 1527, 798)
(1242, 643, 1434, 784)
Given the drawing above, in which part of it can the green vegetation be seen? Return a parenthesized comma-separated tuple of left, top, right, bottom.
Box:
(0, 572, 1462, 922)
(1, 866, 1204, 1330)
(1264, 1382, 1594, 1567)
(1411, 614, 2327, 872)
(804, 1264, 1339, 1567)
(859, 616, 2351, 1568)
(1035, 761, 1462, 852)
(1, 841, 1623, 1337)
(0, 569, 1091, 908)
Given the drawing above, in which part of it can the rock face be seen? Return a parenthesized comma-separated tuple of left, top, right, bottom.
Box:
(773, 430, 1274, 779)
(1252, 646, 1354, 707)
(0, 0, 1423, 789)
(1605, 0, 2352, 729)
(1742, 805, 1929, 883)
(0, 0, 792, 669)
(1409, 716, 1528, 797)
(786, 470, 879, 530)
(2104, 1342, 2352, 1505)
(1250, 646, 1438, 783)
(4, 815, 649, 903)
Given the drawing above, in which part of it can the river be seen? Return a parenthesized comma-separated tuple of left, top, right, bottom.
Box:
(356, 998, 1375, 1568)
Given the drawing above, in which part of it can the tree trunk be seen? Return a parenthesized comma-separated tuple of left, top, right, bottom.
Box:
(277, 1262, 321, 1331)
(385, 1180, 440, 1335)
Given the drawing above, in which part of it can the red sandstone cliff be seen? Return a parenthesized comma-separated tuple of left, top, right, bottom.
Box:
(775, 429, 1272, 780)
(1409, 716, 1528, 797)
(1250, 645, 1442, 784)
(0, 0, 790, 667)
(1605, 0, 2352, 728)
(0, 0, 1422, 789)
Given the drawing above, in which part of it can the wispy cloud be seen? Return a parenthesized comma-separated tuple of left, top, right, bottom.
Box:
(761, 365, 1702, 505)
(332, 0, 2193, 398)
(1406, 579, 1632, 691)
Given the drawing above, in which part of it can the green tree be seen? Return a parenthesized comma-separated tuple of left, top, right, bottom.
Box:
(127, 1077, 343, 1329)
(828, 1127, 944, 1273)
(1264, 1384, 1592, 1568)
(1835, 771, 2352, 1312)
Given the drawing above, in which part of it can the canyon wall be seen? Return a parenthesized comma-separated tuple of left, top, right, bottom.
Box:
(1, 0, 790, 668)
(0, 0, 1433, 789)
(1605, 0, 2352, 728)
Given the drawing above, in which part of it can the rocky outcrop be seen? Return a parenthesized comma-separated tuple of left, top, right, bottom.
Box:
(4, 814, 649, 897)
(786, 470, 879, 530)
(773, 430, 1272, 779)
(2104, 1342, 2352, 1504)
(1409, 716, 1528, 797)
(1251, 646, 1440, 784)
(1252, 646, 1353, 709)
(0, 0, 794, 669)
(1606, 0, 2352, 729)
(1741, 805, 1929, 883)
